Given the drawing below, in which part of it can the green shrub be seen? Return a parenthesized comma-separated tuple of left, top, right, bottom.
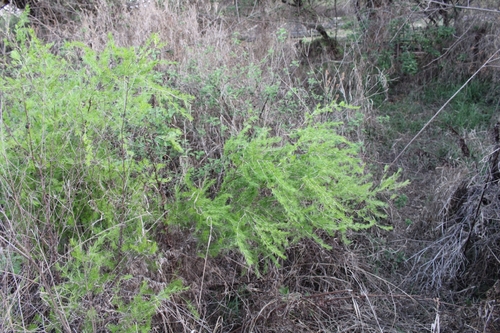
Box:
(172, 103, 408, 269)
(0, 25, 190, 330)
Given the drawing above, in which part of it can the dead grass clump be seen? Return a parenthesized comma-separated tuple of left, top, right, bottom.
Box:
(12, 0, 97, 21)
(152, 229, 452, 332)
(440, 9, 500, 88)
(405, 121, 500, 300)
(0, 249, 46, 331)
(74, 2, 201, 55)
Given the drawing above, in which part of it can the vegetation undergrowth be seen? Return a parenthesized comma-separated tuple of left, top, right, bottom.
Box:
(172, 103, 407, 270)
(0, 10, 408, 331)
(0, 20, 190, 331)
(1, 0, 500, 331)
(373, 80, 496, 146)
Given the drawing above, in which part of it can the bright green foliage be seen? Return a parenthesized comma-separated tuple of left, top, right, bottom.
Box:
(0, 24, 190, 330)
(173, 103, 408, 268)
(109, 279, 187, 333)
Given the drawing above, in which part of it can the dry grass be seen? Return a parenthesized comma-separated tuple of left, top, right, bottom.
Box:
(152, 230, 447, 332)
(404, 131, 500, 295)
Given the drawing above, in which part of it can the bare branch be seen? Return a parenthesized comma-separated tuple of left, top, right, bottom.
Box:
(428, 0, 500, 14)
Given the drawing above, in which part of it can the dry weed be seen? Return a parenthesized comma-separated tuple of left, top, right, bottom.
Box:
(152, 230, 450, 332)
(404, 123, 500, 303)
